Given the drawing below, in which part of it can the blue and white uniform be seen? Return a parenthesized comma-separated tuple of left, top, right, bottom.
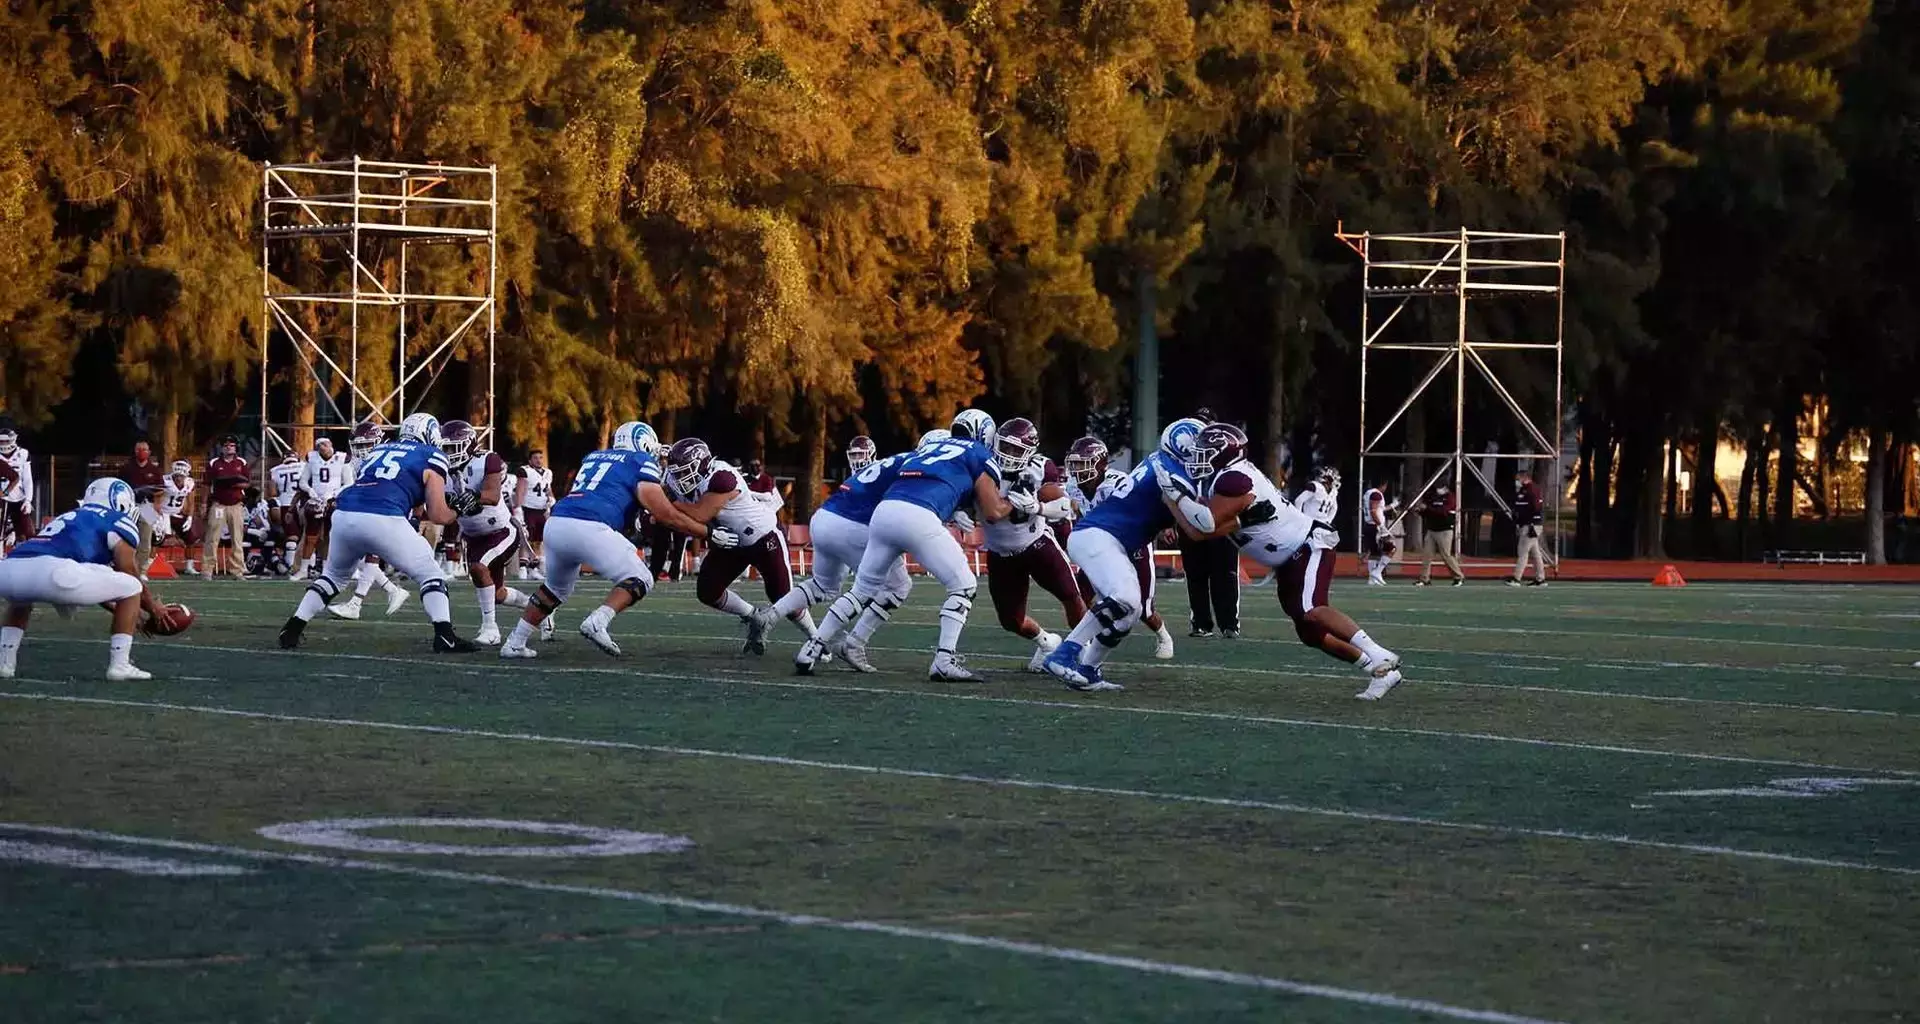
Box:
(0, 506, 144, 606)
(320, 440, 453, 590)
(784, 453, 913, 613)
(1069, 452, 1190, 635)
(542, 447, 662, 601)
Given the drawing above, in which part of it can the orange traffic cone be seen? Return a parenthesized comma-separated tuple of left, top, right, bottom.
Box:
(146, 555, 177, 579)
(1652, 564, 1686, 587)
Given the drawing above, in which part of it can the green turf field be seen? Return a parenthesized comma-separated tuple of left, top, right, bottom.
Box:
(3, 577, 1917, 1023)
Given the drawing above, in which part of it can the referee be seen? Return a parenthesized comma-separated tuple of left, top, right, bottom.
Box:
(1179, 408, 1241, 638)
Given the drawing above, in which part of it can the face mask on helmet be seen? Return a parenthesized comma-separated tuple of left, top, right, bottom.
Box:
(665, 439, 713, 494)
(0, 430, 18, 455)
(439, 421, 475, 469)
(994, 418, 1039, 473)
(349, 423, 382, 459)
(1159, 418, 1205, 460)
(846, 436, 877, 472)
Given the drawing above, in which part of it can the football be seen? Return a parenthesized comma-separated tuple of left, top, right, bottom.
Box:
(145, 603, 195, 636)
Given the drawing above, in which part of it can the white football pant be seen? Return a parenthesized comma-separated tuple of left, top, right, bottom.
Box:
(541, 516, 651, 603)
(1061, 526, 1142, 667)
(0, 557, 142, 606)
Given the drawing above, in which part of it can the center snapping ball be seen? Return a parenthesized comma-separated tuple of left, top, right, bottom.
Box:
(145, 603, 195, 637)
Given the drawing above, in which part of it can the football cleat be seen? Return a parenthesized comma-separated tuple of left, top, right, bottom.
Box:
(278, 618, 306, 649)
(835, 638, 877, 673)
(1043, 641, 1089, 687)
(579, 616, 622, 657)
(793, 637, 826, 675)
(327, 597, 363, 620)
(1363, 649, 1402, 674)
(384, 586, 409, 616)
(499, 642, 538, 660)
(106, 662, 153, 682)
(929, 653, 981, 682)
(540, 614, 557, 641)
(473, 624, 502, 646)
(1026, 630, 1062, 673)
(433, 624, 479, 654)
(741, 611, 768, 657)
(0, 659, 16, 680)
(1504, 577, 1523, 587)
(1355, 668, 1404, 701)
(1069, 665, 1124, 693)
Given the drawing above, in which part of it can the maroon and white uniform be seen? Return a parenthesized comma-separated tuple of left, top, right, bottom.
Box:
(301, 448, 351, 537)
(454, 451, 521, 575)
(985, 458, 1084, 632)
(683, 460, 791, 607)
(160, 475, 203, 544)
(1279, 478, 1344, 622)
(0, 445, 33, 543)
(519, 464, 553, 541)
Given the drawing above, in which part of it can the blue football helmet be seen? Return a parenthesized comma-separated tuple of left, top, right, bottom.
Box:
(81, 477, 136, 516)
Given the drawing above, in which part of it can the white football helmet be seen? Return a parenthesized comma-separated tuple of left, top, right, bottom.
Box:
(0, 428, 17, 455)
(612, 420, 661, 455)
(169, 460, 193, 478)
(950, 409, 996, 448)
(399, 412, 442, 446)
(81, 477, 136, 516)
(1159, 418, 1206, 462)
(918, 428, 952, 447)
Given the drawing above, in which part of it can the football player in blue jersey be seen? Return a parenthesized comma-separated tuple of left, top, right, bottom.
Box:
(279, 413, 478, 653)
(749, 436, 918, 670)
(798, 410, 1027, 681)
(1043, 418, 1216, 692)
(498, 420, 723, 659)
(0, 478, 182, 680)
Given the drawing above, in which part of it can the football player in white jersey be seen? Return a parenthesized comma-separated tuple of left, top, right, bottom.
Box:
(0, 428, 35, 553)
(980, 419, 1085, 671)
(1061, 435, 1175, 660)
(291, 437, 350, 579)
(515, 449, 554, 580)
(663, 438, 803, 654)
(1361, 479, 1392, 585)
(1186, 424, 1403, 700)
(269, 453, 303, 572)
(438, 421, 539, 645)
(159, 461, 204, 574)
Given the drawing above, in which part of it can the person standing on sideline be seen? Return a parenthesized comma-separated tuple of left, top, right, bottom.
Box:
(514, 449, 554, 580)
(1508, 466, 1548, 586)
(1415, 482, 1464, 586)
(125, 440, 167, 573)
(201, 435, 250, 578)
(1176, 409, 1242, 638)
(1361, 478, 1392, 585)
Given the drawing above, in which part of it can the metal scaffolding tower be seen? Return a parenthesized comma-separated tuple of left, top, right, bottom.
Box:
(1338, 228, 1565, 572)
(258, 157, 497, 460)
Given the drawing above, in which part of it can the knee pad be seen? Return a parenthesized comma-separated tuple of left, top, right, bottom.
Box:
(532, 586, 563, 613)
(420, 578, 449, 598)
(305, 577, 340, 601)
(617, 575, 650, 601)
(939, 590, 973, 620)
(1089, 596, 1137, 647)
(799, 577, 832, 605)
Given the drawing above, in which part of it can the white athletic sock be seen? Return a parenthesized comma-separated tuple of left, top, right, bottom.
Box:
(0, 625, 23, 667)
(791, 609, 817, 638)
(295, 589, 329, 620)
(1155, 622, 1173, 644)
(504, 618, 536, 648)
(1064, 615, 1101, 647)
(850, 596, 896, 642)
(715, 590, 755, 618)
(588, 604, 617, 628)
(772, 585, 813, 618)
(935, 592, 971, 654)
(421, 589, 451, 623)
(1350, 629, 1393, 665)
(1082, 635, 1117, 667)
(476, 587, 497, 629)
(108, 633, 133, 667)
(355, 566, 387, 598)
(499, 588, 530, 609)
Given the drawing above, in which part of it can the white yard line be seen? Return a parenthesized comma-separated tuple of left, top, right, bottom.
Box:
(4, 692, 1917, 880)
(0, 822, 1570, 1024)
(20, 638, 1917, 775)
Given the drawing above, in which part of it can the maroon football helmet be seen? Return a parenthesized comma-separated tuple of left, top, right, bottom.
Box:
(1187, 422, 1248, 480)
(665, 437, 716, 495)
(348, 421, 384, 460)
(1064, 436, 1108, 484)
(995, 417, 1040, 472)
(846, 435, 877, 472)
(439, 419, 477, 469)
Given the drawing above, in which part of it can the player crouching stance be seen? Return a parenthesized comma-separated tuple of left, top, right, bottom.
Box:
(1188, 424, 1404, 700)
(664, 438, 802, 655)
(799, 410, 1020, 681)
(981, 419, 1085, 671)
(438, 421, 535, 645)
(499, 421, 723, 659)
(279, 413, 476, 653)
(0, 479, 184, 680)
(1044, 420, 1210, 692)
